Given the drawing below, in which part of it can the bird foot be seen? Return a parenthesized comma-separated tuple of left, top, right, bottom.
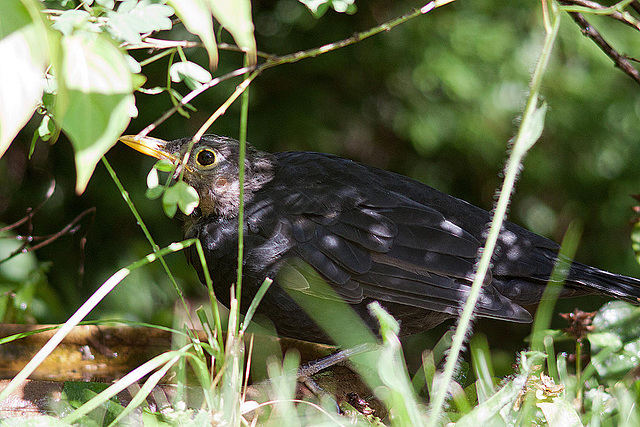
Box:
(296, 342, 378, 380)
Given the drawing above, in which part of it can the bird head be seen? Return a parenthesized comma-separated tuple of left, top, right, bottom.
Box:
(120, 134, 275, 217)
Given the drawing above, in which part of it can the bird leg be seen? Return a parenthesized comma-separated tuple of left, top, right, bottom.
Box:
(295, 342, 379, 413)
(296, 342, 377, 380)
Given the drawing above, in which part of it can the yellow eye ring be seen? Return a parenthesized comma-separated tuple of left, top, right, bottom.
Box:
(195, 148, 217, 168)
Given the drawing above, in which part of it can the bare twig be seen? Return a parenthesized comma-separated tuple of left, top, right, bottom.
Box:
(138, 66, 255, 137)
(0, 208, 96, 265)
(565, 9, 640, 85)
(561, 0, 640, 31)
(0, 178, 95, 290)
(136, 0, 455, 139)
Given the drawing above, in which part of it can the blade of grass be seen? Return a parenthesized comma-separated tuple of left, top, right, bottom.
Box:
(544, 335, 559, 380)
(65, 348, 189, 424)
(0, 240, 196, 403)
(107, 354, 182, 426)
(470, 334, 495, 403)
(222, 297, 244, 425)
(102, 157, 197, 331)
(235, 60, 251, 312)
(241, 333, 254, 405)
(455, 351, 546, 426)
(369, 302, 426, 427)
(194, 239, 224, 361)
(414, 333, 453, 397)
(66, 346, 215, 425)
(0, 319, 188, 346)
(530, 220, 583, 352)
(266, 350, 301, 427)
(195, 306, 221, 358)
(427, 4, 561, 424)
(241, 277, 273, 334)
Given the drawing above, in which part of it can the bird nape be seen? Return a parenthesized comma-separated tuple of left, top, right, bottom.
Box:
(120, 134, 640, 344)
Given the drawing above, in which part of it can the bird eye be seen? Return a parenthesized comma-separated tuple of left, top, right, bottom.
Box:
(196, 149, 217, 167)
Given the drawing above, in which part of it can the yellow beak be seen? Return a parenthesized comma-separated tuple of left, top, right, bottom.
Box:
(119, 135, 179, 163)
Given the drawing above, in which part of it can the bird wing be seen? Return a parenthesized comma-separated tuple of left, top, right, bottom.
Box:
(255, 152, 532, 323)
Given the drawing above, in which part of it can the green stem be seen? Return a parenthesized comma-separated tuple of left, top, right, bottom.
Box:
(559, 0, 635, 15)
(102, 158, 196, 329)
(235, 66, 251, 316)
(138, 47, 177, 67)
(530, 221, 582, 352)
(0, 240, 194, 404)
(426, 4, 561, 425)
(194, 240, 224, 362)
(258, 0, 454, 73)
(576, 338, 583, 405)
(139, 1, 455, 138)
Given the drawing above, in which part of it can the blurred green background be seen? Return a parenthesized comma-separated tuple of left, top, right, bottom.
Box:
(1, 0, 640, 368)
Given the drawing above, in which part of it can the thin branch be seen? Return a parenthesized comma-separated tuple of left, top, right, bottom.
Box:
(138, 66, 255, 137)
(124, 38, 200, 50)
(566, 9, 640, 85)
(136, 0, 455, 139)
(0, 180, 55, 235)
(258, 1, 454, 73)
(560, 0, 640, 31)
(0, 180, 94, 268)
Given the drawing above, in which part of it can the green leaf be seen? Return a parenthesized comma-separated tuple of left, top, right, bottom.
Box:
(146, 167, 160, 189)
(37, 114, 57, 142)
(516, 102, 547, 155)
(162, 185, 179, 218)
(106, 2, 174, 45)
(55, 32, 136, 193)
(145, 165, 165, 200)
(0, 23, 47, 158)
(299, 0, 330, 17)
(168, 0, 257, 68)
(154, 159, 174, 172)
(95, 0, 116, 9)
(0, 0, 37, 39)
(162, 181, 199, 218)
(592, 301, 640, 341)
(299, 0, 357, 17)
(0, 233, 38, 282)
(51, 10, 92, 36)
(588, 332, 623, 350)
(208, 0, 257, 65)
(170, 61, 212, 90)
(168, 0, 218, 69)
(177, 182, 199, 215)
(538, 398, 582, 427)
(145, 186, 164, 200)
(332, 0, 357, 14)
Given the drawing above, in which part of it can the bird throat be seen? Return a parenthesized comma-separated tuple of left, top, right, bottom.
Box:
(194, 175, 266, 218)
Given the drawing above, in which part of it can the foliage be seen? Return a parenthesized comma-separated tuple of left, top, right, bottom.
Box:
(0, 0, 257, 193)
(2, 0, 640, 425)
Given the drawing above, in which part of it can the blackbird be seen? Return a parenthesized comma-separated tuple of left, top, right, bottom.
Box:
(121, 134, 640, 343)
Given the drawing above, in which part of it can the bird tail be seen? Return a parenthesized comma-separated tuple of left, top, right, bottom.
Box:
(568, 263, 640, 303)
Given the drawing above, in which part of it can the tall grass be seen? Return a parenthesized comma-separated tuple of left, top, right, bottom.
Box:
(3, 1, 640, 426)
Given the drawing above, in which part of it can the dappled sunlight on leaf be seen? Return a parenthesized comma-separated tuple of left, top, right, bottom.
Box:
(0, 0, 47, 158)
(55, 32, 137, 193)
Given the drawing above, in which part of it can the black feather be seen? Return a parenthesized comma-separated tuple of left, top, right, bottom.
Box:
(171, 135, 640, 343)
